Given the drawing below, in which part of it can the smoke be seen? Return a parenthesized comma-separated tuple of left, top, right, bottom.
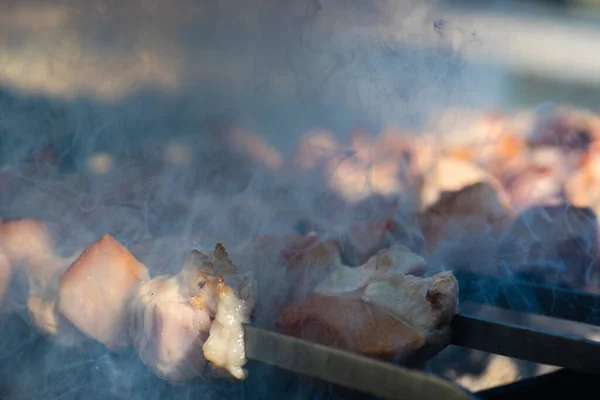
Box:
(0, 0, 480, 398)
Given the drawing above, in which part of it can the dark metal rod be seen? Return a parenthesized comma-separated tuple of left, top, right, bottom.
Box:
(451, 314, 600, 374)
(245, 325, 476, 400)
(455, 270, 600, 326)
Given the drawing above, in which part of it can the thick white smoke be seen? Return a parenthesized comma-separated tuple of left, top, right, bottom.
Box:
(0, 0, 474, 398)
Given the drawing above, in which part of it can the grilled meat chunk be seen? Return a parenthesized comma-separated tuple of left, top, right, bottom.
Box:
(128, 244, 256, 381)
(278, 246, 458, 363)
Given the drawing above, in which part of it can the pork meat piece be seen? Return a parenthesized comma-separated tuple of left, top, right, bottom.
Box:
(128, 273, 211, 381)
(58, 234, 150, 350)
(128, 244, 256, 382)
(415, 181, 513, 273)
(278, 246, 459, 363)
(416, 181, 512, 249)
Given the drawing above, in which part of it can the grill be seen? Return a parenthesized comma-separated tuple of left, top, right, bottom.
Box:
(251, 270, 600, 400)
(451, 315, 599, 375)
(4, 267, 598, 400)
(453, 270, 600, 399)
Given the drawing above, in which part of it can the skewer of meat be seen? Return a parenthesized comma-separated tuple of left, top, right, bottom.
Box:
(0, 222, 258, 381)
(128, 244, 256, 381)
(278, 245, 459, 365)
(0, 215, 460, 384)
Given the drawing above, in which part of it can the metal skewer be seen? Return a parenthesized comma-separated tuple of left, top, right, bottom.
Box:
(244, 325, 476, 400)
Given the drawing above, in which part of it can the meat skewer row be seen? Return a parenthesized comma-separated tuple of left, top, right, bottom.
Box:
(0, 218, 460, 383)
(0, 220, 257, 381)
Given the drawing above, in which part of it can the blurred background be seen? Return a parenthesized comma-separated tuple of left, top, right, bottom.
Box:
(1, 0, 599, 150)
(2, 0, 600, 111)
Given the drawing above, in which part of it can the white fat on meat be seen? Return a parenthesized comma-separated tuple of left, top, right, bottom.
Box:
(362, 271, 459, 333)
(314, 245, 427, 295)
(202, 282, 248, 380)
(313, 245, 458, 333)
(128, 244, 255, 382)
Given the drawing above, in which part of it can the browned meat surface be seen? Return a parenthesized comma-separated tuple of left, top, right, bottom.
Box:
(278, 245, 458, 364)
